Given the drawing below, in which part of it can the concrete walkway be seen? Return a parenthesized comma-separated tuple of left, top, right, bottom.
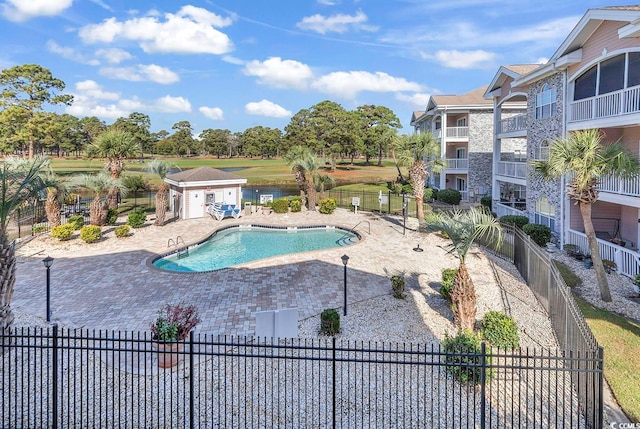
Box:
(14, 208, 436, 336)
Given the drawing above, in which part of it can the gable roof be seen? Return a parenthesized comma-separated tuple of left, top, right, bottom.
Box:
(166, 166, 245, 183)
(485, 64, 539, 97)
(427, 86, 492, 111)
(410, 110, 426, 125)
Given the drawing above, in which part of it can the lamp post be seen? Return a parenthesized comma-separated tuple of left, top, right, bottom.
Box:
(341, 254, 349, 316)
(42, 256, 54, 322)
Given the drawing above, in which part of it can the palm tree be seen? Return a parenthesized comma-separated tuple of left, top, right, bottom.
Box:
(283, 146, 323, 210)
(427, 207, 503, 331)
(533, 129, 639, 302)
(145, 159, 176, 226)
(67, 173, 127, 226)
(315, 173, 335, 200)
(394, 133, 444, 221)
(0, 156, 51, 334)
(88, 129, 140, 209)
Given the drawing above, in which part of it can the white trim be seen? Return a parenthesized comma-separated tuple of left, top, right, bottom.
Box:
(618, 19, 640, 38)
(497, 93, 528, 107)
(165, 178, 247, 188)
(567, 47, 640, 83)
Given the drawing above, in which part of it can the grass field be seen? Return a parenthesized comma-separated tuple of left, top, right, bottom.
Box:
(574, 296, 640, 422)
(50, 157, 399, 188)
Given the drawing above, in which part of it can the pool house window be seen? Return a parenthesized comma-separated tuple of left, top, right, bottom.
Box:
(535, 84, 557, 119)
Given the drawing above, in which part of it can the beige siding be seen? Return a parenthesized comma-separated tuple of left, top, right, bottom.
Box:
(619, 206, 639, 247)
(497, 76, 529, 105)
(568, 20, 638, 77)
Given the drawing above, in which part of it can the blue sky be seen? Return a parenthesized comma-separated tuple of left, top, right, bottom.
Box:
(0, 0, 632, 136)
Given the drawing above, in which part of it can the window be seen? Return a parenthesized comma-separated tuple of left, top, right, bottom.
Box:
(456, 117, 467, 127)
(628, 52, 640, 87)
(598, 54, 625, 94)
(535, 84, 557, 119)
(534, 196, 555, 232)
(534, 140, 550, 160)
(573, 52, 640, 101)
(574, 66, 597, 100)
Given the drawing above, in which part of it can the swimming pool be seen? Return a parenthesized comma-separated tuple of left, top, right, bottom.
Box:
(153, 225, 360, 273)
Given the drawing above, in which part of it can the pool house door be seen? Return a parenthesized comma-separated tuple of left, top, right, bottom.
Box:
(188, 190, 204, 219)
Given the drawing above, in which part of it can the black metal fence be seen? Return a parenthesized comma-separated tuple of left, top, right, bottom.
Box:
(325, 189, 429, 218)
(2, 326, 602, 428)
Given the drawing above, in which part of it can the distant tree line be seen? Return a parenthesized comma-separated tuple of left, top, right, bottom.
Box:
(0, 64, 403, 162)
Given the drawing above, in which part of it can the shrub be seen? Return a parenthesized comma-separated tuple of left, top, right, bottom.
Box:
(563, 244, 579, 257)
(289, 199, 302, 213)
(115, 225, 131, 238)
(603, 259, 617, 274)
(522, 223, 552, 247)
(318, 198, 337, 214)
(271, 199, 290, 214)
(480, 196, 492, 211)
(67, 215, 84, 230)
(106, 208, 119, 225)
(440, 268, 458, 302)
(32, 224, 48, 234)
(423, 187, 434, 201)
(635, 274, 640, 287)
(390, 275, 405, 299)
(127, 210, 147, 228)
(431, 188, 438, 201)
(320, 309, 340, 335)
(480, 311, 519, 349)
(80, 225, 101, 243)
(51, 224, 75, 241)
(553, 261, 582, 288)
(401, 183, 413, 195)
(499, 215, 529, 229)
(436, 189, 462, 205)
(391, 182, 403, 195)
(150, 303, 201, 341)
(442, 330, 490, 384)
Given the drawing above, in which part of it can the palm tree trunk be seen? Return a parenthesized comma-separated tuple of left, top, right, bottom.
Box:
(306, 181, 317, 211)
(107, 187, 119, 210)
(45, 189, 62, 228)
(0, 234, 16, 336)
(451, 262, 477, 331)
(155, 184, 169, 226)
(579, 202, 612, 301)
(90, 196, 104, 226)
(416, 196, 424, 221)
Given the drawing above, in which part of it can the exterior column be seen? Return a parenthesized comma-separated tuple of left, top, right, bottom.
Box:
(440, 111, 447, 190)
(492, 102, 502, 201)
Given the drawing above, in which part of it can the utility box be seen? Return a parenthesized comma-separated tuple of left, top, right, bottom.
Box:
(255, 308, 298, 340)
(244, 202, 252, 215)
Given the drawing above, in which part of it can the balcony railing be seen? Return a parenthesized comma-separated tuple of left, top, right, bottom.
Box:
(499, 114, 527, 134)
(495, 202, 526, 218)
(445, 158, 468, 169)
(597, 174, 640, 197)
(497, 161, 527, 179)
(570, 84, 640, 122)
(446, 126, 469, 138)
(567, 229, 640, 281)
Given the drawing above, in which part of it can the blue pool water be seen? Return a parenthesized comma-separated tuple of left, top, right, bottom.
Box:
(153, 226, 359, 273)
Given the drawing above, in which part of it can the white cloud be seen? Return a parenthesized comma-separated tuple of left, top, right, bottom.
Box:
(245, 100, 291, 118)
(95, 47, 132, 64)
(78, 5, 234, 55)
(420, 49, 497, 69)
(75, 80, 120, 100)
(317, 0, 339, 5)
(312, 71, 423, 99)
(199, 106, 224, 120)
(88, 0, 113, 12)
(296, 10, 377, 34)
(46, 40, 100, 65)
(222, 55, 244, 65)
(1, 0, 73, 22)
(99, 64, 179, 84)
(395, 92, 431, 108)
(243, 57, 313, 90)
(536, 57, 549, 64)
(156, 95, 191, 113)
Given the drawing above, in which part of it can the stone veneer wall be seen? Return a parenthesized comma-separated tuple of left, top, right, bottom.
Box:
(468, 110, 494, 196)
(526, 72, 565, 236)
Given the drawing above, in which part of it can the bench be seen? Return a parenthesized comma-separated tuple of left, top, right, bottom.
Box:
(207, 203, 241, 221)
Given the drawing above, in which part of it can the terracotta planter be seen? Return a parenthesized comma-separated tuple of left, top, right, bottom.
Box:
(152, 341, 184, 368)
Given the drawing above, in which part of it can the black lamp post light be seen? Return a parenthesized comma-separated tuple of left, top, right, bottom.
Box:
(341, 254, 349, 316)
(42, 256, 54, 322)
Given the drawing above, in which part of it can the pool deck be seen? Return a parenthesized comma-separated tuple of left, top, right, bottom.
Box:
(13, 208, 456, 336)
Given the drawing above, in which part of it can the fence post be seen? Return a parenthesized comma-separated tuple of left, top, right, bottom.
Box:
(332, 336, 336, 429)
(387, 191, 391, 214)
(17, 208, 21, 238)
(189, 331, 195, 429)
(52, 323, 59, 429)
(479, 342, 486, 429)
(597, 347, 604, 429)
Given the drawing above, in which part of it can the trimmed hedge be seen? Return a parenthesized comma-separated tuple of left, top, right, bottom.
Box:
(440, 268, 458, 302)
(442, 330, 491, 384)
(271, 199, 290, 214)
(127, 210, 147, 228)
(480, 311, 519, 349)
(522, 223, 552, 246)
(436, 189, 462, 205)
(320, 309, 340, 335)
(115, 225, 131, 238)
(106, 208, 119, 225)
(480, 196, 492, 211)
(67, 215, 84, 230)
(51, 224, 75, 241)
(390, 275, 405, 299)
(499, 215, 529, 229)
(289, 199, 302, 213)
(318, 198, 337, 214)
(80, 225, 101, 243)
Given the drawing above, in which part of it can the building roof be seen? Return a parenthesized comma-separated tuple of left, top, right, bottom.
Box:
(503, 64, 540, 75)
(166, 166, 245, 183)
(431, 86, 492, 107)
(485, 64, 540, 98)
(601, 5, 640, 11)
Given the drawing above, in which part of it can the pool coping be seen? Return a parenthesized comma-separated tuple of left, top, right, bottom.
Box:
(146, 222, 364, 274)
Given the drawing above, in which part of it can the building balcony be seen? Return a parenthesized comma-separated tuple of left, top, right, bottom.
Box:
(567, 229, 639, 281)
(569, 84, 640, 122)
(497, 161, 527, 179)
(597, 174, 640, 198)
(499, 114, 527, 134)
(445, 158, 468, 169)
(446, 126, 469, 139)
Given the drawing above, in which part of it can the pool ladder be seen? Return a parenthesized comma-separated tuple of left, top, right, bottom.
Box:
(168, 236, 189, 259)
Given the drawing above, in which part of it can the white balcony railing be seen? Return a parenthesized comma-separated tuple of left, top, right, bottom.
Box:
(445, 158, 468, 169)
(499, 114, 527, 134)
(567, 229, 640, 281)
(497, 161, 527, 179)
(570, 84, 640, 122)
(597, 174, 640, 197)
(446, 127, 469, 138)
(495, 202, 526, 218)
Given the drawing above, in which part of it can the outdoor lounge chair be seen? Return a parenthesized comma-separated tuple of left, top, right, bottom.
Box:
(207, 203, 241, 221)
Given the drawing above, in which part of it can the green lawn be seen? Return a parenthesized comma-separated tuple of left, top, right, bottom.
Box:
(574, 296, 640, 422)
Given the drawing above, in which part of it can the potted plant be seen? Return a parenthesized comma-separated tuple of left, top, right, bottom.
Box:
(150, 303, 201, 368)
(583, 255, 593, 269)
